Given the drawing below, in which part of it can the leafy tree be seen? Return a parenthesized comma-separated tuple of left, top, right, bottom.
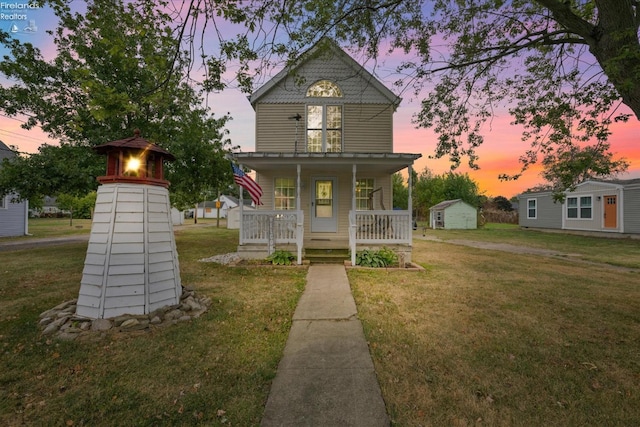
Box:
(0, 143, 100, 202)
(413, 168, 482, 218)
(166, 108, 234, 223)
(492, 196, 514, 212)
(540, 141, 629, 194)
(0, 0, 232, 208)
(56, 191, 97, 223)
(183, 0, 638, 189)
(392, 172, 408, 209)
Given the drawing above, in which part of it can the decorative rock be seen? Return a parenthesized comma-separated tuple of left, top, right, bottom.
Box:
(52, 299, 77, 311)
(37, 288, 211, 340)
(165, 309, 183, 320)
(42, 322, 60, 336)
(91, 319, 113, 332)
(113, 316, 130, 327)
(199, 252, 241, 265)
(120, 319, 140, 329)
(39, 317, 54, 327)
(121, 319, 149, 331)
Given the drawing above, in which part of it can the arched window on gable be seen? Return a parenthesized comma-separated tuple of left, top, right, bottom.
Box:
(306, 80, 343, 152)
(306, 80, 343, 97)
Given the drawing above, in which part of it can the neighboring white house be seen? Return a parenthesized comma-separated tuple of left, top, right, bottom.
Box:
(171, 207, 184, 225)
(191, 195, 250, 219)
(429, 199, 478, 230)
(227, 204, 255, 229)
(518, 179, 640, 234)
(0, 140, 28, 237)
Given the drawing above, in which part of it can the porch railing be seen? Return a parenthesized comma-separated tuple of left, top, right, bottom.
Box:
(240, 210, 304, 263)
(239, 209, 411, 266)
(349, 210, 412, 265)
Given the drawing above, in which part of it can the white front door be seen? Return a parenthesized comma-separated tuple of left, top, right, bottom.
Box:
(311, 177, 337, 232)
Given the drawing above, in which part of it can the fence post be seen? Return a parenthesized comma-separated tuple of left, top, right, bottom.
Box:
(268, 215, 275, 255)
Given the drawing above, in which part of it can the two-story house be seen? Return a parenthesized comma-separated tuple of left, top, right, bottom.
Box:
(231, 39, 421, 265)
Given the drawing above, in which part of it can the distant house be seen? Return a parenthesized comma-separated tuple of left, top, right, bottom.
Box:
(226, 204, 255, 229)
(0, 140, 29, 237)
(429, 199, 477, 230)
(191, 195, 251, 219)
(518, 179, 640, 235)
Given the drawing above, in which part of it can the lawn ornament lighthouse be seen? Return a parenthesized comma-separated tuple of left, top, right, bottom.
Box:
(76, 130, 182, 319)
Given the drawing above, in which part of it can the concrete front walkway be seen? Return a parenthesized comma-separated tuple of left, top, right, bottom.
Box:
(261, 264, 389, 427)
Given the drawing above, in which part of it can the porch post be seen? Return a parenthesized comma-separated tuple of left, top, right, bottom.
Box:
(408, 163, 413, 244)
(296, 164, 302, 264)
(351, 164, 357, 266)
(238, 163, 244, 245)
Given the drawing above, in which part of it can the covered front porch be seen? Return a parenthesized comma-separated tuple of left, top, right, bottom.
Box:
(232, 152, 421, 265)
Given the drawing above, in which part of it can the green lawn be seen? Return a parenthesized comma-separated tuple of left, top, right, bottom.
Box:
(0, 225, 305, 426)
(1, 221, 638, 425)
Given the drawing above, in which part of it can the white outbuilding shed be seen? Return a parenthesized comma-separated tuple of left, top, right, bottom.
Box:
(429, 199, 477, 230)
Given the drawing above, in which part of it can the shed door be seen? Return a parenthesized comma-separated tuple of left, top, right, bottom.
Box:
(604, 195, 617, 228)
(311, 177, 337, 232)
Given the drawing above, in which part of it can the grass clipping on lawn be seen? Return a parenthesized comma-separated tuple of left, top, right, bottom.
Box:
(348, 238, 640, 426)
(0, 226, 306, 426)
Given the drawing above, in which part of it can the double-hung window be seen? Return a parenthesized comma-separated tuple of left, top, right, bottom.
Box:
(355, 179, 375, 210)
(527, 198, 537, 219)
(566, 196, 592, 219)
(306, 80, 343, 153)
(274, 178, 296, 210)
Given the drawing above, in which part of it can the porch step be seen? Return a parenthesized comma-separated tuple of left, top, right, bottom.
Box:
(304, 248, 350, 264)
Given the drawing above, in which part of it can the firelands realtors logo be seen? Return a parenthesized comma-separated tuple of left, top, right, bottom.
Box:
(1, 2, 40, 33)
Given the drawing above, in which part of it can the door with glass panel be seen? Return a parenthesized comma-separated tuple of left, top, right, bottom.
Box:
(604, 195, 617, 228)
(311, 177, 337, 232)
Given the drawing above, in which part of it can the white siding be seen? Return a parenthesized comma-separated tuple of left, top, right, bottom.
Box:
(77, 183, 181, 319)
(623, 187, 640, 233)
(443, 202, 477, 230)
(518, 193, 563, 229)
(256, 50, 394, 105)
(256, 170, 391, 243)
(255, 103, 393, 153)
(0, 194, 27, 237)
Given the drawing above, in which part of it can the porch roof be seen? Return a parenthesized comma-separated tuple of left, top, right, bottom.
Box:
(231, 152, 422, 174)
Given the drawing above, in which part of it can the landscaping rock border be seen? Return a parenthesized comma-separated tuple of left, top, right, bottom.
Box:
(38, 287, 211, 341)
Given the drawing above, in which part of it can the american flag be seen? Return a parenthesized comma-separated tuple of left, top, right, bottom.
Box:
(231, 163, 263, 205)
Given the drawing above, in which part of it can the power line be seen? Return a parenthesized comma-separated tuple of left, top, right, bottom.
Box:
(0, 129, 44, 143)
(0, 114, 28, 123)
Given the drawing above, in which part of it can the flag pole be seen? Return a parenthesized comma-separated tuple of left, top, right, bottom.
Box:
(238, 164, 244, 245)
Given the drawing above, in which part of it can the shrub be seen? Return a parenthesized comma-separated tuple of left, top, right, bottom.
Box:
(266, 250, 295, 265)
(356, 247, 398, 267)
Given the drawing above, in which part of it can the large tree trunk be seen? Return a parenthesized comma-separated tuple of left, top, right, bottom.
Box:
(537, 0, 640, 119)
(589, 0, 640, 119)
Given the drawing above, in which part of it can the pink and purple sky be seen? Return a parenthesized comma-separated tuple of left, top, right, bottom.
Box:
(1, 3, 638, 198)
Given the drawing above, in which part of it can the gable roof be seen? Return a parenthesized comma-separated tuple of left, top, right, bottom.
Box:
(249, 38, 400, 107)
(0, 140, 17, 162)
(519, 177, 640, 196)
(429, 199, 475, 210)
(581, 178, 640, 187)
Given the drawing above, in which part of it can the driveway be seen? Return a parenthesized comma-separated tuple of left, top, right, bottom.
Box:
(415, 234, 639, 273)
